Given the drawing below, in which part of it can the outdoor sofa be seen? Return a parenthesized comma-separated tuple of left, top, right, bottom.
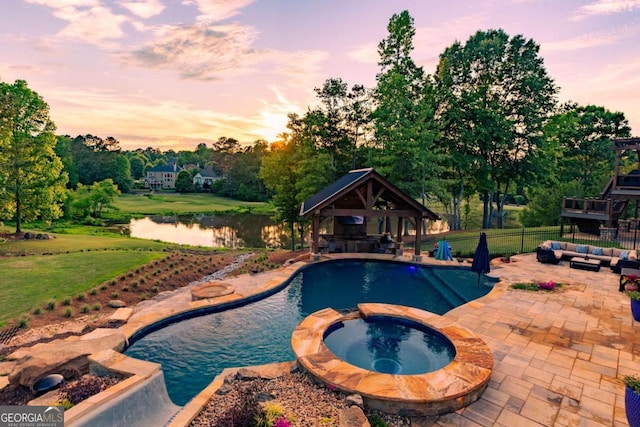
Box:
(536, 240, 638, 272)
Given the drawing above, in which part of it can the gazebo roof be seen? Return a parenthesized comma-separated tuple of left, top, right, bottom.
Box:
(300, 168, 440, 220)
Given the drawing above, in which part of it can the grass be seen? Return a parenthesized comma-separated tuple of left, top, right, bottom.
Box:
(0, 226, 185, 256)
(114, 193, 274, 215)
(0, 250, 166, 324)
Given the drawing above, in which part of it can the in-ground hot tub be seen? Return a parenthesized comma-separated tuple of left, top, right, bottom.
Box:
(292, 303, 493, 416)
(323, 316, 455, 375)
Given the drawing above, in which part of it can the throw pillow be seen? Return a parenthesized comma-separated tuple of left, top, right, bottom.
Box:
(576, 245, 588, 254)
(620, 250, 630, 260)
(591, 247, 603, 255)
(550, 242, 561, 250)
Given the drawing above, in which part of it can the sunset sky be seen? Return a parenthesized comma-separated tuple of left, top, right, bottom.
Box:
(1, 0, 639, 151)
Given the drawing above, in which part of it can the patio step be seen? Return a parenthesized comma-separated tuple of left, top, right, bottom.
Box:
(419, 269, 466, 310)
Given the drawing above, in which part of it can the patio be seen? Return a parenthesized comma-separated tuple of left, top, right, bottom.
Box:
(433, 252, 639, 426)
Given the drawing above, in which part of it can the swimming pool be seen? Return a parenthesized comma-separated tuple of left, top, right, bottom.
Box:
(124, 259, 493, 405)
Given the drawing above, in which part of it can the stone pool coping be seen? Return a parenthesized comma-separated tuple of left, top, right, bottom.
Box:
(291, 303, 494, 416)
(43, 253, 502, 426)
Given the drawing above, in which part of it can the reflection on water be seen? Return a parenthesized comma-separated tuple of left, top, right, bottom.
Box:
(128, 214, 291, 249)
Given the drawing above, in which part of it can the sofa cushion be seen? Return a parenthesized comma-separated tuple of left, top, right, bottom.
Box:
(620, 250, 630, 260)
(591, 247, 604, 255)
(550, 241, 562, 250)
(565, 243, 577, 252)
(601, 247, 613, 257)
(576, 245, 588, 254)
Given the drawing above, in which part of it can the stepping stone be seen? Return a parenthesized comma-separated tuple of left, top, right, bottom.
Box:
(109, 308, 133, 323)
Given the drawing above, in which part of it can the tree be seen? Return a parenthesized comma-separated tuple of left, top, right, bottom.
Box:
(435, 29, 558, 228)
(175, 170, 195, 193)
(0, 79, 67, 232)
(260, 122, 334, 249)
(545, 103, 631, 195)
(68, 179, 121, 219)
(371, 10, 441, 202)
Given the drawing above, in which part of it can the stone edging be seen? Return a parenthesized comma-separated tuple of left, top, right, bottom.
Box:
(291, 303, 494, 416)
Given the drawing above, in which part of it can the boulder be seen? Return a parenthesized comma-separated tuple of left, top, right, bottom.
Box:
(108, 300, 127, 308)
(346, 393, 364, 409)
(8, 328, 126, 389)
(338, 406, 370, 427)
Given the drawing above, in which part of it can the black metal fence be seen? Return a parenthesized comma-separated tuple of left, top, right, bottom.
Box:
(414, 227, 640, 258)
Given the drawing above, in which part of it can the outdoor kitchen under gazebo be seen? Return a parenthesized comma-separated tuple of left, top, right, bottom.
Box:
(300, 168, 440, 261)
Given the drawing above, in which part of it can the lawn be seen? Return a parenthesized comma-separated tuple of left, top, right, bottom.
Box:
(0, 250, 166, 325)
(0, 227, 181, 256)
(114, 193, 274, 215)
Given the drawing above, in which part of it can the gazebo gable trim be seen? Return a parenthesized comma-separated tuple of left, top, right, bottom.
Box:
(300, 168, 439, 221)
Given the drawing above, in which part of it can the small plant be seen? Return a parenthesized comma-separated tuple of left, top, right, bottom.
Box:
(111, 292, 119, 298)
(100, 284, 108, 290)
(122, 286, 130, 292)
(62, 308, 73, 318)
(92, 303, 102, 311)
(368, 414, 388, 427)
(152, 286, 159, 293)
(57, 398, 74, 410)
(140, 294, 149, 301)
(80, 304, 90, 314)
(32, 307, 42, 315)
(46, 300, 56, 311)
(62, 297, 72, 306)
(17, 316, 29, 328)
(255, 402, 288, 427)
(76, 293, 86, 301)
(625, 375, 640, 395)
(627, 291, 640, 301)
(90, 288, 98, 296)
(120, 276, 126, 282)
(110, 280, 116, 286)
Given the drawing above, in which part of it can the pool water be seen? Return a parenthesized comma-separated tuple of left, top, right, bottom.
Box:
(125, 260, 492, 405)
(323, 317, 455, 375)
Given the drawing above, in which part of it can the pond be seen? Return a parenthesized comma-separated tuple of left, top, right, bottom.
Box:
(128, 214, 291, 249)
(128, 214, 450, 250)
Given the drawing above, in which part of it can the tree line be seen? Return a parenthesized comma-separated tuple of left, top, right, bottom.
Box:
(0, 10, 633, 236)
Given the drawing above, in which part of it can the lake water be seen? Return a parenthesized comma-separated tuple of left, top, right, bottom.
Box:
(128, 214, 291, 249)
(128, 214, 449, 250)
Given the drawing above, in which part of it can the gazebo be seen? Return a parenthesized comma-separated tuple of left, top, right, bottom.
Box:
(300, 168, 440, 261)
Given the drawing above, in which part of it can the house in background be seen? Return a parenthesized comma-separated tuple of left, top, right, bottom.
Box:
(193, 166, 222, 190)
(146, 162, 181, 190)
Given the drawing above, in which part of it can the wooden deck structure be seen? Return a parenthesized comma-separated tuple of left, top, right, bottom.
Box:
(562, 137, 640, 236)
(300, 168, 440, 260)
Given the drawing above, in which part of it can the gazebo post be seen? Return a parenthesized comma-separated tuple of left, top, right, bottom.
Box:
(312, 212, 320, 260)
(396, 218, 403, 256)
(413, 216, 423, 262)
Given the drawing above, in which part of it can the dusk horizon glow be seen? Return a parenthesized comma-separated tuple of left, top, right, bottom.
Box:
(2, 0, 639, 151)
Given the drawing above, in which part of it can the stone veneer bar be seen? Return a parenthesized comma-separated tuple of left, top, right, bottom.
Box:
(291, 303, 493, 416)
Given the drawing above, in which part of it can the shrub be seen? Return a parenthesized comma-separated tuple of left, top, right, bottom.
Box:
(625, 375, 640, 395)
(17, 316, 29, 328)
(100, 285, 108, 290)
(46, 300, 56, 311)
(76, 293, 86, 301)
(111, 292, 119, 298)
(152, 286, 159, 293)
(62, 298, 72, 306)
(90, 288, 98, 296)
(92, 303, 101, 311)
(32, 307, 41, 315)
(140, 294, 149, 301)
(122, 286, 129, 292)
(131, 281, 139, 288)
(80, 304, 90, 314)
(62, 308, 73, 318)
(368, 414, 388, 427)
